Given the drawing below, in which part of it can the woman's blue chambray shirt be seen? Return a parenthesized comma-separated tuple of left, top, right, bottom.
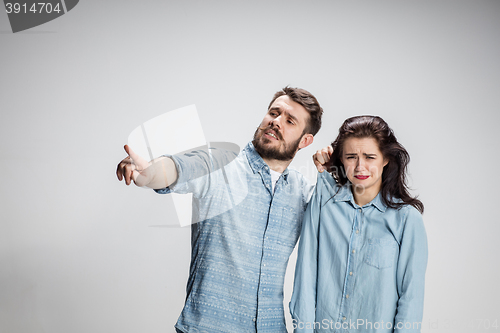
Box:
(290, 172, 427, 333)
(155, 142, 313, 333)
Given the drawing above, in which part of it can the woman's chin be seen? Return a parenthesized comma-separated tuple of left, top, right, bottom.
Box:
(348, 181, 364, 190)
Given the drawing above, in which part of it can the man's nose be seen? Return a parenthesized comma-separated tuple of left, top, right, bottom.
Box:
(270, 115, 282, 129)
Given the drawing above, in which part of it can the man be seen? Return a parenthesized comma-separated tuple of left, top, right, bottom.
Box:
(116, 87, 323, 332)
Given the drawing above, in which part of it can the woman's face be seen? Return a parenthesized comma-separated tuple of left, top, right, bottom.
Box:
(341, 137, 388, 196)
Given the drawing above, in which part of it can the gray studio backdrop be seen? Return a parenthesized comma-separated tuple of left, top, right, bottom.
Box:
(1, 1, 499, 332)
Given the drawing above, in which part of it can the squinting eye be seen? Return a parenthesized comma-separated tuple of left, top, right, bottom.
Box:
(346, 156, 355, 159)
(287, 120, 294, 124)
(367, 156, 375, 159)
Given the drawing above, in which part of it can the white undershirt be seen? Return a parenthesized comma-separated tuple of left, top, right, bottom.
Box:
(270, 169, 282, 193)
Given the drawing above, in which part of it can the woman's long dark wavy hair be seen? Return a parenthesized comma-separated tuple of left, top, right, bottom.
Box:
(328, 115, 424, 213)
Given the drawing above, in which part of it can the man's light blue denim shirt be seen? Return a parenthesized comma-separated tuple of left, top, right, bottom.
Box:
(290, 171, 427, 333)
(156, 142, 313, 333)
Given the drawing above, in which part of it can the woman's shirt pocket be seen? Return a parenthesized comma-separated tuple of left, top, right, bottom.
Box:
(364, 238, 397, 269)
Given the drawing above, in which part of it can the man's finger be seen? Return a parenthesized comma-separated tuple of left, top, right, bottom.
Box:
(124, 164, 135, 185)
(317, 152, 326, 165)
(322, 151, 330, 164)
(313, 157, 325, 173)
(117, 163, 123, 181)
(124, 144, 141, 162)
(117, 158, 132, 181)
(313, 151, 320, 163)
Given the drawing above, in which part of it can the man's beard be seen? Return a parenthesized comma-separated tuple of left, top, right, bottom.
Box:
(252, 126, 302, 161)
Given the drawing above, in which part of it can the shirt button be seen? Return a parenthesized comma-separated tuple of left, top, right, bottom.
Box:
(263, 264, 266, 267)
(343, 317, 346, 321)
(349, 272, 353, 276)
(356, 230, 359, 234)
(253, 318, 256, 322)
(346, 294, 349, 299)
(352, 249, 356, 254)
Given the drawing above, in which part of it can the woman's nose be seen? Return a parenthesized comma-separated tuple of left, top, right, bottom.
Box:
(355, 158, 365, 170)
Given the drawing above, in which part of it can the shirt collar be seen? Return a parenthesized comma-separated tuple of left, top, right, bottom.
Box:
(370, 192, 387, 212)
(332, 182, 387, 212)
(244, 142, 290, 180)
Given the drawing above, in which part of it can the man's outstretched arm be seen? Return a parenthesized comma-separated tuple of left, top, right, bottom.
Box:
(116, 145, 178, 190)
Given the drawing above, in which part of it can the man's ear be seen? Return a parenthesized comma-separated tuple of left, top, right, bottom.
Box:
(298, 133, 314, 149)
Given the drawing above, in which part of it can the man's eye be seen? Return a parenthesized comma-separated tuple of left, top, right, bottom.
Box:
(287, 120, 294, 125)
(366, 156, 375, 159)
(346, 156, 356, 159)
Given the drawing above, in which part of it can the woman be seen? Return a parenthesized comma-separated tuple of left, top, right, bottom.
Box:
(290, 116, 427, 333)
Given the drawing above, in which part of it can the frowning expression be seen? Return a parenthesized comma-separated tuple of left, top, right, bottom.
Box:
(341, 137, 388, 194)
(253, 95, 312, 161)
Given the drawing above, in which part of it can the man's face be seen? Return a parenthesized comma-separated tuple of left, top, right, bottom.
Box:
(253, 95, 312, 161)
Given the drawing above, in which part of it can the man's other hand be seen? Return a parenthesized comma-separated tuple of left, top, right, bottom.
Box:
(313, 145, 333, 173)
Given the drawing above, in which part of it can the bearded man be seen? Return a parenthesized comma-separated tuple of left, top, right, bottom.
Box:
(116, 87, 323, 332)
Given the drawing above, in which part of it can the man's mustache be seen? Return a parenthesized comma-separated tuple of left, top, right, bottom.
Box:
(257, 125, 282, 140)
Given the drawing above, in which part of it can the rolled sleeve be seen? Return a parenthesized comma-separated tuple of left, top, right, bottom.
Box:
(153, 147, 237, 198)
(153, 154, 190, 195)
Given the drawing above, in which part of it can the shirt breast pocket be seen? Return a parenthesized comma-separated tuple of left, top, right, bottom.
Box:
(364, 238, 397, 269)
